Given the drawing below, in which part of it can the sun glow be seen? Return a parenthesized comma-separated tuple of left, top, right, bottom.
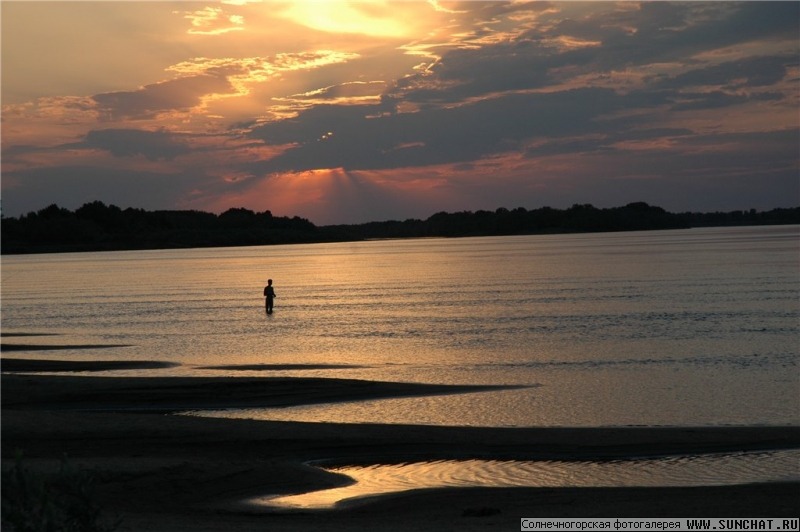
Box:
(277, 1, 423, 38)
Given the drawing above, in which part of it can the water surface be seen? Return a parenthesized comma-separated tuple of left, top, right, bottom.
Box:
(3, 225, 798, 426)
(252, 449, 800, 510)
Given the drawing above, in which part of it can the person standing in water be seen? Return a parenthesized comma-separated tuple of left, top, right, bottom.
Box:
(264, 279, 276, 314)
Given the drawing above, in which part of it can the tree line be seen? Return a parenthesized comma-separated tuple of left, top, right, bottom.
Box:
(1, 203, 320, 254)
(2, 201, 798, 254)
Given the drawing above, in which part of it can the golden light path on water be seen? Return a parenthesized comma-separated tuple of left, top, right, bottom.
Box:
(249, 450, 800, 510)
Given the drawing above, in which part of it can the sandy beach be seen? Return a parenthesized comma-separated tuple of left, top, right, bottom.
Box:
(2, 358, 799, 531)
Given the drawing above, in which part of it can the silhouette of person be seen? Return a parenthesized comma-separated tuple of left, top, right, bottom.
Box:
(264, 279, 276, 314)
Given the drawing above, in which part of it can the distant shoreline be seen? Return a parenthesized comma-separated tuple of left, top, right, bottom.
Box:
(2, 201, 798, 255)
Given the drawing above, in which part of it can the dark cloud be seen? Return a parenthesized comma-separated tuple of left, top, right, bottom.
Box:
(388, 40, 555, 105)
(523, 128, 694, 158)
(668, 91, 750, 111)
(248, 87, 623, 173)
(692, 2, 800, 47)
(1, 144, 47, 159)
(655, 55, 794, 90)
(92, 74, 234, 120)
(619, 128, 799, 180)
(269, 2, 796, 177)
(385, 3, 798, 110)
(82, 129, 190, 160)
(549, 2, 798, 69)
(509, 128, 800, 213)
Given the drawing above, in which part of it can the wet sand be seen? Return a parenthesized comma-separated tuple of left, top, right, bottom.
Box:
(2, 358, 799, 531)
(1, 358, 177, 372)
(0, 343, 135, 352)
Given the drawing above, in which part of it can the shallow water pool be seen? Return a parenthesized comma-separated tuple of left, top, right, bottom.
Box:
(249, 449, 800, 510)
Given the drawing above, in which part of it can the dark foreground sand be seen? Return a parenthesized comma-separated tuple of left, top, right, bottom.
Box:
(2, 359, 799, 531)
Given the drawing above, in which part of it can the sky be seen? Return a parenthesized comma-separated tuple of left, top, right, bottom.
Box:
(2, 1, 798, 225)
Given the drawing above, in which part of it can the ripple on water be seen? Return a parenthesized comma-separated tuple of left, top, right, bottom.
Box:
(249, 449, 800, 510)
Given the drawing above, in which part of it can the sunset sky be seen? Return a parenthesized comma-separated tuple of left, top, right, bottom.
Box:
(2, 1, 798, 225)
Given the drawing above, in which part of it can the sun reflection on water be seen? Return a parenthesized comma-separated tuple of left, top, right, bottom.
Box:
(249, 450, 800, 510)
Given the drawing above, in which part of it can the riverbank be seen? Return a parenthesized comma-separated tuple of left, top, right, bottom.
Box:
(4, 201, 798, 255)
(2, 364, 799, 531)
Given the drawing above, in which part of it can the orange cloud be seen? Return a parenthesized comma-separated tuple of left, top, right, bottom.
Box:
(177, 5, 245, 35)
(166, 51, 360, 103)
(276, 81, 387, 106)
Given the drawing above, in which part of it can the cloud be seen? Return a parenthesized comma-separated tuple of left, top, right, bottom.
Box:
(2, 1, 798, 223)
(177, 6, 245, 35)
(544, 2, 798, 70)
(523, 128, 693, 158)
(228, 1, 798, 224)
(81, 129, 191, 160)
(92, 74, 235, 121)
(277, 81, 387, 106)
(243, 2, 797, 181)
(387, 2, 799, 109)
(166, 51, 361, 79)
(653, 55, 795, 90)
(87, 50, 360, 122)
(247, 87, 625, 174)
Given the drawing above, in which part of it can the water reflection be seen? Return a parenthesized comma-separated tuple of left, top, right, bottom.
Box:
(3, 226, 798, 426)
(250, 449, 800, 510)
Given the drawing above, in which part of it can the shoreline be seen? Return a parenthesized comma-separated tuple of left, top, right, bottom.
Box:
(3, 368, 799, 530)
(3, 210, 798, 256)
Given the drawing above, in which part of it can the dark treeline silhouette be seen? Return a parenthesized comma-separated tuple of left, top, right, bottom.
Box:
(1, 202, 320, 254)
(2, 201, 798, 254)
(677, 207, 800, 228)
(329, 202, 687, 240)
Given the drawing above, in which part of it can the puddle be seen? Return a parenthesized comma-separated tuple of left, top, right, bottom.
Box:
(248, 449, 800, 510)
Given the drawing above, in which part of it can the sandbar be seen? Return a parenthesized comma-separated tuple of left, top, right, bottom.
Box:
(200, 363, 366, 371)
(1, 343, 134, 352)
(1, 358, 176, 373)
(2, 372, 798, 531)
